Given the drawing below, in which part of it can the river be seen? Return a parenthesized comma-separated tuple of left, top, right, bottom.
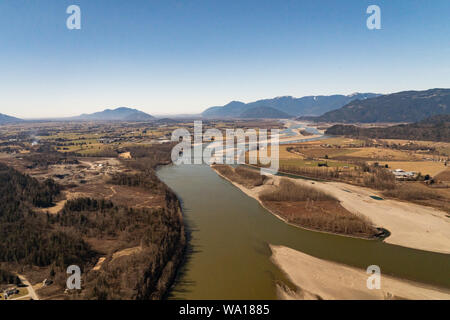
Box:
(157, 163, 450, 300)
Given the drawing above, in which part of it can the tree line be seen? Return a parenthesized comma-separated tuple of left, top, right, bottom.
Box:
(325, 114, 450, 142)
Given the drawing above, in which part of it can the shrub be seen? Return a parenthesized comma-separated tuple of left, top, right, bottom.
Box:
(383, 184, 442, 201)
(260, 179, 336, 202)
(213, 165, 266, 188)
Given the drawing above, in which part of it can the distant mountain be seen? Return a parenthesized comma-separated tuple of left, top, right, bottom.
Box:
(74, 107, 155, 121)
(306, 89, 450, 123)
(202, 101, 247, 118)
(153, 118, 180, 124)
(0, 113, 23, 124)
(239, 106, 292, 119)
(325, 114, 450, 142)
(202, 93, 380, 118)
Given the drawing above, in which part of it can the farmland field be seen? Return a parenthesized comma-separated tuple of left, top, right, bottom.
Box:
(368, 161, 447, 176)
(280, 158, 353, 169)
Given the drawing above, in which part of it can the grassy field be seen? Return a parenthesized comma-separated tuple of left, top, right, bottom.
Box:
(380, 139, 450, 156)
(284, 146, 420, 161)
(344, 147, 420, 161)
(317, 137, 366, 147)
(369, 161, 447, 176)
(247, 131, 448, 188)
(75, 144, 115, 155)
(280, 158, 354, 169)
(261, 145, 354, 166)
(295, 148, 355, 159)
(278, 145, 305, 159)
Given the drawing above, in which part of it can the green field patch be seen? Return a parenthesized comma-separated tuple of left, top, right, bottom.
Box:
(280, 159, 353, 169)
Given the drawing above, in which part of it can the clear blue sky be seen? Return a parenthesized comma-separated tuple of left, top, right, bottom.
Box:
(0, 0, 449, 118)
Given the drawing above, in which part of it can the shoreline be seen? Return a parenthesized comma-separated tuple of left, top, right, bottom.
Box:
(211, 166, 379, 241)
(270, 245, 450, 300)
(155, 163, 189, 301)
(211, 165, 450, 254)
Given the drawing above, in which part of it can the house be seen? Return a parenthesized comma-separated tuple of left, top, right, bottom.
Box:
(391, 169, 417, 180)
(3, 288, 19, 299)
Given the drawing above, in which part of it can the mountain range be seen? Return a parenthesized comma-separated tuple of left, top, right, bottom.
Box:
(2, 89, 449, 123)
(305, 89, 450, 123)
(201, 93, 380, 118)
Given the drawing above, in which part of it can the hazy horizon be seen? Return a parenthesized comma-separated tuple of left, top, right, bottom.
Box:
(18, 90, 390, 119)
(17, 87, 450, 120)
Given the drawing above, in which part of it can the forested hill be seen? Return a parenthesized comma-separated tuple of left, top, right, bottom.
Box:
(0, 162, 60, 210)
(307, 89, 449, 123)
(325, 114, 450, 142)
(0, 162, 93, 268)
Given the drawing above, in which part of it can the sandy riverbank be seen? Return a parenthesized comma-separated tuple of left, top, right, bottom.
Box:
(271, 245, 450, 300)
(198, 121, 323, 147)
(212, 166, 450, 254)
(292, 179, 450, 254)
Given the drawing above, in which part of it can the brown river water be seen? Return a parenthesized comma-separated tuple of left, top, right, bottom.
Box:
(157, 163, 450, 300)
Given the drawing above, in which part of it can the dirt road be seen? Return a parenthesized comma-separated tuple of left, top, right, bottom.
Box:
(13, 275, 39, 300)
